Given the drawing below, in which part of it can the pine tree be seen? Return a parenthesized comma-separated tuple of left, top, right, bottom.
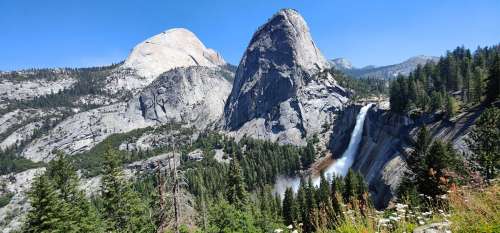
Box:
(355, 172, 369, 215)
(101, 146, 124, 230)
(463, 59, 473, 103)
(258, 187, 276, 221)
(207, 200, 258, 233)
(194, 185, 208, 231)
(296, 179, 307, 228)
(408, 80, 418, 105)
(390, 76, 409, 113)
(343, 169, 358, 205)
(408, 126, 431, 173)
(445, 95, 459, 118)
(301, 140, 316, 168)
(317, 173, 330, 206)
(485, 53, 500, 103)
(47, 152, 104, 233)
(24, 174, 67, 233)
(100, 146, 153, 233)
(47, 152, 79, 200)
(397, 176, 420, 206)
(303, 178, 316, 233)
(274, 193, 282, 219)
(226, 156, 247, 210)
(415, 80, 430, 111)
(282, 187, 295, 226)
(472, 66, 486, 104)
(330, 176, 343, 216)
(430, 91, 444, 112)
(399, 126, 431, 204)
(467, 107, 500, 180)
(420, 141, 458, 198)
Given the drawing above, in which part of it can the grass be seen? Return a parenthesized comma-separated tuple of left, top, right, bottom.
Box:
(449, 181, 500, 233)
(317, 181, 500, 233)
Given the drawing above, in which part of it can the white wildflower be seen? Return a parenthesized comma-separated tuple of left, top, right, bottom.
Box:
(378, 218, 390, 225)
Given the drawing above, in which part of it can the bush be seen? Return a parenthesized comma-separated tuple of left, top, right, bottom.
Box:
(0, 193, 14, 208)
(0, 148, 44, 175)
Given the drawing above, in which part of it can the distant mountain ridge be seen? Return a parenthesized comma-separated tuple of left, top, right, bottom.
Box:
(330, 55, 439, 79)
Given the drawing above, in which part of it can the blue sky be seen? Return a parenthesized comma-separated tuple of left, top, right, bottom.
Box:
(1, 0, 499, 70)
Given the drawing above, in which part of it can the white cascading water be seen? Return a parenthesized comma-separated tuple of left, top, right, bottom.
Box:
(274, 104, 373, 196)
(312, 103, 373, 186)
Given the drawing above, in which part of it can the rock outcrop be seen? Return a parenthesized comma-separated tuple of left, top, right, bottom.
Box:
(413, 222, 451, 233)
(21, 102, 152, 162)
(0, 75, 76, 101)
(130, 66, 232, 129)
(224, 9, 348, 145)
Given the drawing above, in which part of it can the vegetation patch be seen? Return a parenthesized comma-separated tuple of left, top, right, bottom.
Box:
(73, 123, 195, 177)
(0, 192, 14, 208)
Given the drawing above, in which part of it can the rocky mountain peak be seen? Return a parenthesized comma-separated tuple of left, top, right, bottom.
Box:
(331, 58, 353, 70)
(337, 55, 439, 80)
(404, 55, 439, 64)
(246, 9, 330, 74)
(122, 28, 226, 78)
(224, 9, 347, 145)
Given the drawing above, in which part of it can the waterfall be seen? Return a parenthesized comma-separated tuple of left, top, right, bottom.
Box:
(274, 104, 373, 196)
(313, 103, 373, 186)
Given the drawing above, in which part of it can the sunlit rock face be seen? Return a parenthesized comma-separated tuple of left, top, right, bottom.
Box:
(132, 66, 233, 129)
(123, 28, 226, 79)
(224, 9, 348, 145)
(106, 28, 227, 93)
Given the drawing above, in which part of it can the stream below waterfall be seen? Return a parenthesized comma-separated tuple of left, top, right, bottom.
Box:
(274, 104, 373, 197)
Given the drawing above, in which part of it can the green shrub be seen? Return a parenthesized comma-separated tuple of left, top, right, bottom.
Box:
(0, 193, 14, 208)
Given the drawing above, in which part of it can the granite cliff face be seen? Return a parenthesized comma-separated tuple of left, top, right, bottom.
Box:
(351, 107, 412, 208)
(17, 30, 233, 162)
(330, 104, 482, 208)
(224, 9, 348, 145)
(130, 66, 232, 129)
